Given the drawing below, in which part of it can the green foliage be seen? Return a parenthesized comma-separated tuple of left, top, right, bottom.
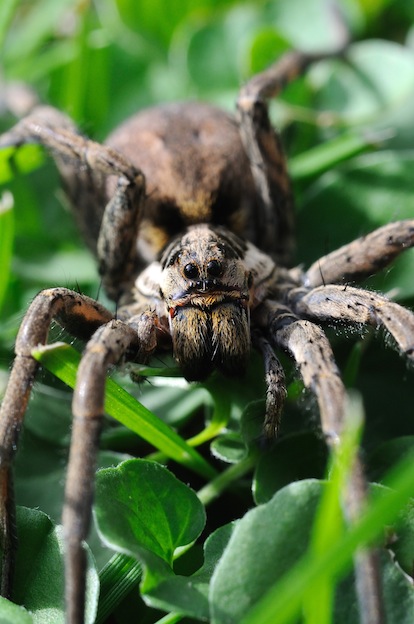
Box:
(1, 0, 414, 623)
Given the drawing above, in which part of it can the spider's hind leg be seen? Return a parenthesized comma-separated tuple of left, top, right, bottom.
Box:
(0, 106, 146, 301)
(237, 46, 346, 264)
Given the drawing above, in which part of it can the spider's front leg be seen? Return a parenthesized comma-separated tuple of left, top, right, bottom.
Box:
(254, 301, 386, 624)
(252, 331, 287, 438)
(305, 219, 414, 287)
(0, 288, 157, 622)
(294, 284, 414, 360)
(0, 289, 113, 597)
(64, 312, 157, 624)
(0, 106, 146, 300)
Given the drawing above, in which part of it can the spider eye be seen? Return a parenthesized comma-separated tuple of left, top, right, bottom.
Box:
(183, 263, 199, 279)
(206, 259, 223, 277)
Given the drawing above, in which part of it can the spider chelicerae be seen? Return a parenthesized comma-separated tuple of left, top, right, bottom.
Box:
(1, 40, 414, 624)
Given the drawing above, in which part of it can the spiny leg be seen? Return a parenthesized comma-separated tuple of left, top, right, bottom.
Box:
(305, 220, 414, 287)
(237, 45, 347, 264)
(255, 302, 385, 623)
(274, 318, 385, 624)
(0, 288, 113, 597)
(0, 106, 146, 300)
(293, 284, 414, 359)
(252, 331, 287, 437)
(63, 318, 148, 624)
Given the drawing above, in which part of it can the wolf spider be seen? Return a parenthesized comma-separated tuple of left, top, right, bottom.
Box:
(1, 42, 414, 623)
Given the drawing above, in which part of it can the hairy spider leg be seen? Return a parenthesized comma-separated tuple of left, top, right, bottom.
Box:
(64, 316, 156, 624)
(255, 301, 387, 623)
(0, 108, 146, 301)
(294, 284, 414, 359)
(251, 331, 287, 437)
(305, 220, 414, 287)
(0, 287, 160, 623)
(237, 47, 346, 265)
(0, 289, 113, 596)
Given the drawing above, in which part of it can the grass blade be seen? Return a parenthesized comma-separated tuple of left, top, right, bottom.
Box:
(32, 342, 217, 480)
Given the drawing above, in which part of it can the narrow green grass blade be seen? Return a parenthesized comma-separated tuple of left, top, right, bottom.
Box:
(154, 614, 184, 624)
(32, 342, 217, 480)
(242, 447, 414, 624)
(303, 392, 363, 624)
(289, 131, 376, 181)
(96, 553, 142, 624)
(0, 191, 14, 314)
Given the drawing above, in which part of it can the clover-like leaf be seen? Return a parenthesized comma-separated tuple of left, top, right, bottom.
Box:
(94, 459, 206, 593)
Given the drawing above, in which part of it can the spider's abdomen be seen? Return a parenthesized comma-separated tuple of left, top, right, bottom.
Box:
(105, 102, 260, 265)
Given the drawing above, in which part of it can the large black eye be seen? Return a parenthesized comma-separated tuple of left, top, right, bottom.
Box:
(206, 259, 223, 277)
(184, 262, 199, 279)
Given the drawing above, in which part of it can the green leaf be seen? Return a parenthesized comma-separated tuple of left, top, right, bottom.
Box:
(210, 432, 247, 464)
(6, 507, 99, 624)
(240, 449, 414, 624)
(94, 459, 206, 610)
(2, 0, 75, 65)
(210, 480, 322, 624)
(0, 597, 33, 624)
(13, 249, 97, 285)
(313, 40, 414, 131)
(116, 0, 239, 50)
(0, 0, 20, 59)
(265, 0, 350, 51)
(95, 459, 205, 564)
(211, 477, 414, 624)
(289, 131, 376, 181)
(145, 522, 237, 619)
(0, 145, 45, 184)
(96, 553, 142, 624)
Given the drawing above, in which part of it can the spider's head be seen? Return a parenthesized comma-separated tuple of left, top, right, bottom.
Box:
(160, 225, 253, 381)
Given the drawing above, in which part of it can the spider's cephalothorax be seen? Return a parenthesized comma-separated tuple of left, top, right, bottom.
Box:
(158, 225, 254, 380)
(2, 42, 414, 624)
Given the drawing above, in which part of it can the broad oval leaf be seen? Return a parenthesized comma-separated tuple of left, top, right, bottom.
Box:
(210, 479, 414, 624)
(94, 459, 206, 570)
(210, 480, 321, 624)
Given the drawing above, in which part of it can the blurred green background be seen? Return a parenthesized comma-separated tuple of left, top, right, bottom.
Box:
(2, 0, 414, 621)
